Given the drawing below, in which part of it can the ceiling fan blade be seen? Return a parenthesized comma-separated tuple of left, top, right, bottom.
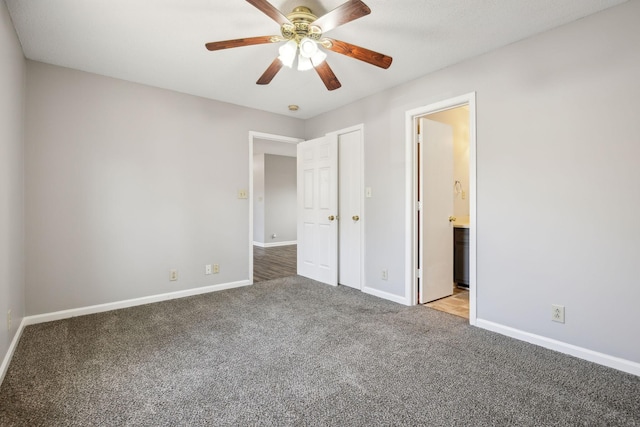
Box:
(205, 35, 278, 51)
(314, 61, 342, 91)
(311, 0, 371, 33)
(324, 38, 392, 69)
(246, 0, 291, 26)
(257, 58, 284, 85)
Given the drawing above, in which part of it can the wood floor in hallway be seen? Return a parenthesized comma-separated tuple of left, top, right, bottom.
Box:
(253, 245, 297, 282)
(425, 287, 469, 319)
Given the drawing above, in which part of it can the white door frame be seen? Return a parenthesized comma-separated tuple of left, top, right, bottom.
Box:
(248, 131, 303, 283)
(404, 93, 477, 324)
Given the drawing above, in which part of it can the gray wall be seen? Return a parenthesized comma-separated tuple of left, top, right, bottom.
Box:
(264, 154, 297, 244)
(0, 0, 25, 366)
(25, 61, 304, 315)
(305, 1, 640, 362)
(253, 154, 297, 245)
(252, 153, 265, 244)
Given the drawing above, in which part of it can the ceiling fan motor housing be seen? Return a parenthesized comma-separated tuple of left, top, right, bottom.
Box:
(281, 7, 322, 42)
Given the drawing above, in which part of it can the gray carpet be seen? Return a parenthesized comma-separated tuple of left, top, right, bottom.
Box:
(1, 276, 639, 426)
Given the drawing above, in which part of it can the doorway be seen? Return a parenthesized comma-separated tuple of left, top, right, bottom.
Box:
(249, 126, 365, 289)
(249, 132, 303, 283)
(405, 93, 477, 324)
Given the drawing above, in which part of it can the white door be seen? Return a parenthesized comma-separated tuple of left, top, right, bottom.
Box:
(419, 118, 454, 303)
(297, 136, 338, 285)
(338, 130, 362, 289)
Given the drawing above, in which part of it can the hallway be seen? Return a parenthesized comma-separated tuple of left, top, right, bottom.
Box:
(253, 245, 297, 282)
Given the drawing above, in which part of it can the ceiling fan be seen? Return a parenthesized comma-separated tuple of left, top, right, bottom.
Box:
(205, 0, 392, 91)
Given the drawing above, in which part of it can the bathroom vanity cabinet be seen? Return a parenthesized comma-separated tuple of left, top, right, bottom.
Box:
(454, 227, 469, 287)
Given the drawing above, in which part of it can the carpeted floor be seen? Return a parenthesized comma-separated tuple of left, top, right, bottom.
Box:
(1, 276, 639, 426)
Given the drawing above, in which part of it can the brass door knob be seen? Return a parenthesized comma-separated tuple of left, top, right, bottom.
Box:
(448, 216, 457, 222)
(328, 215, 335, 221)
(352, 215, 360, 221)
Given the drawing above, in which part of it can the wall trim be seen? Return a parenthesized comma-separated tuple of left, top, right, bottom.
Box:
(253, 240, 297, 248)
(362, 286, 409, 306)
(23, 280, 251, 326)
(476, 319, 640, 377)
(0, 318, 27, 386)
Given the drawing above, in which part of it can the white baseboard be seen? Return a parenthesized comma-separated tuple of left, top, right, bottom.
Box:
(362, 286, 409, 305)
(476, 319, 640, 377)
(23, 280, 251, 326)
(0, 318, 27, 386)
(253, 240, 297, 248)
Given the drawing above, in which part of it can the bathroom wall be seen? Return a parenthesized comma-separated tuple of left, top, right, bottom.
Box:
(426, 107, 470, 219)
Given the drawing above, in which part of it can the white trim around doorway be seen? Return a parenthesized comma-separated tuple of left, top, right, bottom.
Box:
(404, 92, 477, 324)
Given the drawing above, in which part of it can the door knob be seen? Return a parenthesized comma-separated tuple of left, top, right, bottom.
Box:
(448, 216, 457, 222)
(352, 215, 360, 221)
(328, 215, 335, 221)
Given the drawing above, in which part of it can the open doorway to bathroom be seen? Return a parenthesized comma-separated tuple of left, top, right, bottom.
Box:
(421, 106, 470, 318)
(407, 92, 476, 323)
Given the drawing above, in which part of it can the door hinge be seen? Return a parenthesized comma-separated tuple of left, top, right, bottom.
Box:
(418, 132, 423, 144)
(416, 268, 422, 279)
(417, 201, 423, 211)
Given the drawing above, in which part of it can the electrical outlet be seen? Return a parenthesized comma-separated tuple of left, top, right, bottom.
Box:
(237, 189, 248, 199)
(381, 269, 388, 280)
(552, 304, 565, 323)
(169, 269, 178, 281)
(7, 309, 11, 331)
(213, 264, 220, 274)
(205, 264, 212, 275)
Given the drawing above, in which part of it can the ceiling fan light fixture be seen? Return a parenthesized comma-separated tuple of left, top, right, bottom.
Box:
(297, 54, 313, 71)
(299, 37, 318, 58)
(205, 0, 392, 91)
(278, 40, 297, 68)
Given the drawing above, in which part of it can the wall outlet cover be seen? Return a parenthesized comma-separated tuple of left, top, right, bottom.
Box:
(552, 304, 565, 323)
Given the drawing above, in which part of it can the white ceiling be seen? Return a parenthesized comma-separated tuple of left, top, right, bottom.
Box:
(6, 0, 627, 119)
